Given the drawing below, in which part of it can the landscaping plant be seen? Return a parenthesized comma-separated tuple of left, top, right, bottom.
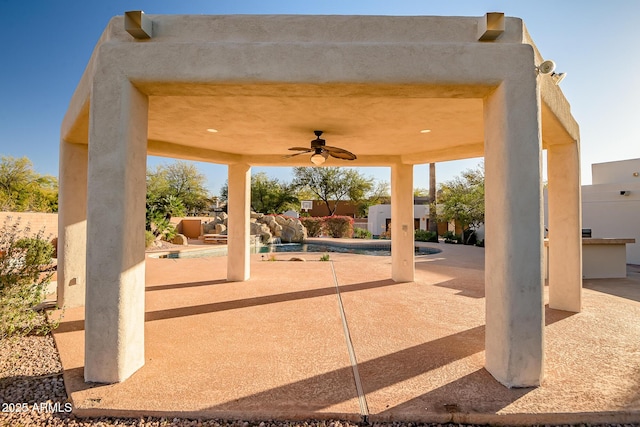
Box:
(414, 229, 438, 243)
(324, 216, 354, 238)
(299, 216, 324, 237)
(353, 227, 372, 239)
(443, 231, 462, 244)
(0, 217, 56, 339)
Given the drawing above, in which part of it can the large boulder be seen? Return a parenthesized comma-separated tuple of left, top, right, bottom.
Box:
(172, 234, 189, 245)
(203, 221, 216, 234)
(250, 222, 272, 243)
(203, 212, 227, 234)
(274, 215, 307, 243)
(258, 215, 284, 238)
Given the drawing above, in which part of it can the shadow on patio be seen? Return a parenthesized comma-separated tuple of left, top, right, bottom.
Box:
(51, 248, 640, 424)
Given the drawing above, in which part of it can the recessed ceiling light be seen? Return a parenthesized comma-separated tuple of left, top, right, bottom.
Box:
(206, 128, 218, 133)
(420, 129, 431, 133)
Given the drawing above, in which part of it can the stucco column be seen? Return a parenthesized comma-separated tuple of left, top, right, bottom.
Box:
(57, 140, 87, 308)
(547, 142, 582, 312)
(227, 163, 251, 281)
(84, 77, 148, 383)
(483, 77, 544, 387)
(391, 163, 415, 282)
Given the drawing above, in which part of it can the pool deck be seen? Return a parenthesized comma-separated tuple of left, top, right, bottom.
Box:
(50, 240, 640, 424)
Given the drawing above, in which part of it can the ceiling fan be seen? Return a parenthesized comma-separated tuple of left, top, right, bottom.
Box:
(284, 130, 357, 165)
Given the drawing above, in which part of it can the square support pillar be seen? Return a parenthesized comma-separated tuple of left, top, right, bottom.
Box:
(484, 78, 544, 387)
(391, 163, 415, 282)
(227, 163, 251, 282)
(57, 140, 88, 308)
(84, 77, 148, 383)
(547, 142, 582, 312)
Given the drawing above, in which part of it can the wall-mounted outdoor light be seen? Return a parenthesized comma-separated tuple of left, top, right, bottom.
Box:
(620, 190, 631, 196)
(551, 72, 567, 85)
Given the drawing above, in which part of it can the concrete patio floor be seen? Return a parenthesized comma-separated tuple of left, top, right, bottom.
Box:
(51, 242, 640, 425)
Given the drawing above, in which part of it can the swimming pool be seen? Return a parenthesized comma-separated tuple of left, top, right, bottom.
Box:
(154, 242, 441, 259)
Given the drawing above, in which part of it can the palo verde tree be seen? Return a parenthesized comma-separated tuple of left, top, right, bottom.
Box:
(146, 161, 211, 241)
(292, 167, 374, 216)
(220, 172, 299, 214)
(146, 161, 210, 215)
(438, 162, 485, 243)
(0, 156, 58, 212)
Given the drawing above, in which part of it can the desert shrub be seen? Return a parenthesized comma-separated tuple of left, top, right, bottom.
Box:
(353, 227, 372, 239)
(415, 229, 438, 242)
(443, 231, 462, 244)
(145, 230, 156, 248)
(299, 216, 324, 237)
(147, 212, 177, 242)
(0, 217, 56, 339)
(324, 216, 354, 238)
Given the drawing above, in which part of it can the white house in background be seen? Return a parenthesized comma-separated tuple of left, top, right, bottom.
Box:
(544, 158, 640, 265)
(367, 202, 486, 240)
(368, 204, 430, 236)
(582, 158, 640, 265)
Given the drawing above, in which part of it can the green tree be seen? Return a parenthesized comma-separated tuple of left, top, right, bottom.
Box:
(0, 156, 58, 212)
(250, 173, 299, 213)
(356, 180, 390, 217)
(293, 167, 374, 216)
(146, 161, 210, 214)
(220, 172, 299, 214)
(429, 163, 438, 234)
(438, 163, 485, 241)
(413, 187, 429, 197)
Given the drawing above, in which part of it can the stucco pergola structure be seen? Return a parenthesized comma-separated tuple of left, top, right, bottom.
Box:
(58, 13, 581, 388)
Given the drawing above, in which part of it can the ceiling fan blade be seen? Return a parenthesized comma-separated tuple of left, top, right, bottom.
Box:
(325, 146, 357, 160)
(283, 150, 312, 158)
(288, 147, 311, 151)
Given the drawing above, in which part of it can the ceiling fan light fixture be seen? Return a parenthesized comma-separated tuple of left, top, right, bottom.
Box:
(284, 130, 356, 163)
(310, 149, 328, 165)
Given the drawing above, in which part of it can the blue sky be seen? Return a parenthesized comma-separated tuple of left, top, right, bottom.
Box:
(1, 1, 639, 195)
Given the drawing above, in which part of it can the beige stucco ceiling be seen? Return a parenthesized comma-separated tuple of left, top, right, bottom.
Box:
(146, 89, 485, 165)
(64, 80, 571, 167)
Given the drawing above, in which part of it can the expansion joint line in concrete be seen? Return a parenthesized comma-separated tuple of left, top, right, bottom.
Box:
(329, 261, 370, 421)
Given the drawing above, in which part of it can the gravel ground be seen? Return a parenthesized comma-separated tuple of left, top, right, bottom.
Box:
(2, 317, 640, 427)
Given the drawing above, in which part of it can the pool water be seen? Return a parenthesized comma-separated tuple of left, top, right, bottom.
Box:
(157, 243, 440, 259)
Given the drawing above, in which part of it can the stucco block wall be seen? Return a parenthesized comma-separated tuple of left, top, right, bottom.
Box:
(1, 211, 59, 240)
(582, 183, 640, 265)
